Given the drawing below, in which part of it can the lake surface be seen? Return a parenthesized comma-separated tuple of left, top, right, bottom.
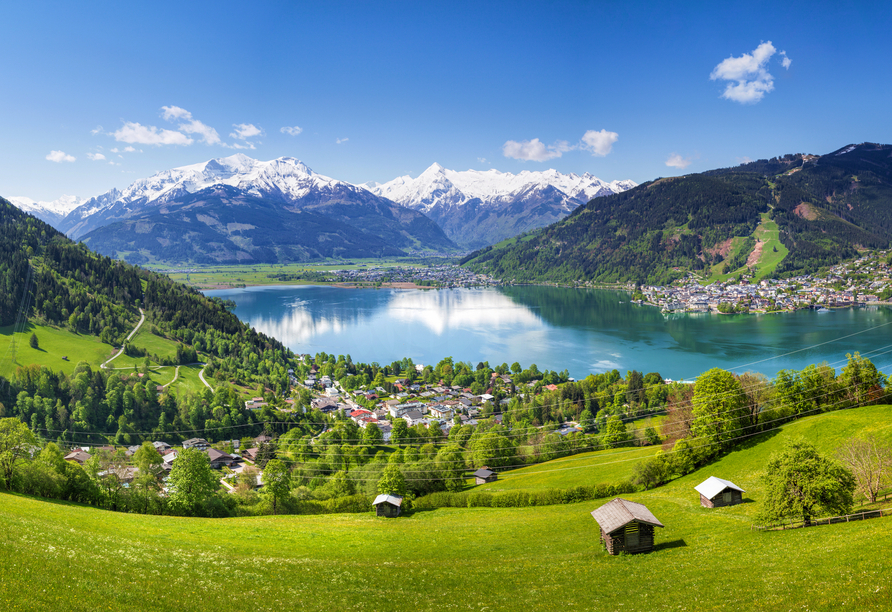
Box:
(205, 285, 892, 380)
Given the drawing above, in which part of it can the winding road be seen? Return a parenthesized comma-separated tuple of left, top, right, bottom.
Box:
(100, 308, 145, 369)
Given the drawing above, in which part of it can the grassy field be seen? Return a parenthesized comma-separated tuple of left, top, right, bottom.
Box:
(162, 259, 428, 289)
(705, 214, 789, 284)
(0, 322, 113, 377)
(478, 445, 660, 491)
(2, 405, 892, 610)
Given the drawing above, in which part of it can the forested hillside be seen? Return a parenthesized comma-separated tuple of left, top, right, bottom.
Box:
(464, 143, 892, 284)
(0, 197, 307, 443)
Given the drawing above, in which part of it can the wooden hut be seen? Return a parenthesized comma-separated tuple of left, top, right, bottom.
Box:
(590, 498, 664, 555)
(695, 476, 745, 508)
(473, 468, 497, 485)
(373, 494, 403, 518)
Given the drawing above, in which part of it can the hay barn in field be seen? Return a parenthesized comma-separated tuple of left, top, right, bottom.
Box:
(695, 476, 745, 508)
(373, 494, 403, 518)
(473, 468, 497, 485)
(590, 498, 664, 555)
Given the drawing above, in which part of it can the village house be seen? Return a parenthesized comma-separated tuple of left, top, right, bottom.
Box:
(207, 448, 236, 469)
(182, 438, 210, 451)
(694, 476, 745, 508)
(590, 498, 664, 555)
(64, 450, 91, 465)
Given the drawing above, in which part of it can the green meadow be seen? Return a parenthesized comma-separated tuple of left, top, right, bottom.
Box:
(2, 405, 891, 610)
(0, 323, 112, 378)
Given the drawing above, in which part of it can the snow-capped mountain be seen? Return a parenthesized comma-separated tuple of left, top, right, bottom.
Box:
(365, 164, 637, 248)
(62, 154, 384, 239)
(7, 195, 85, 226)
(66, 154, 455, 263)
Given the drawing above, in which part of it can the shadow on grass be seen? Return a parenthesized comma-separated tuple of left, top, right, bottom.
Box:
(654, 538, 687, 551)
(733, 428, 782, 452)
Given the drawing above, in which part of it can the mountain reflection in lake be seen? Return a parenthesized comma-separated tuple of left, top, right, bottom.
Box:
(205, 285, 892, 379)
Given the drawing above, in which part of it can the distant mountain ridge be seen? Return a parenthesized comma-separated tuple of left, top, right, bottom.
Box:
(53, 154, 455, 263)
(365, 163, 636, 248)
(6, 195, 84, 226)
(464, 142, 892, 284)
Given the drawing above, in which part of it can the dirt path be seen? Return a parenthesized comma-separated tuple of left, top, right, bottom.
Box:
(161, 365, 181, 388)
(198, 364, 213, 390)
(100, 308, 145, 369)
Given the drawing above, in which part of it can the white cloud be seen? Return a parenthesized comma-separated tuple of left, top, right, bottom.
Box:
(177, 119, 221, 145)
(229, 142, 256, 150)
(124, 146, 136, 152)
(87, 153, 106, 161)
(160, 105, 193, 121)
(665, 153, 693, 169)
(46, 150, 75, 163)
(780, 50, 792, 69)
(336, 137, 349, 144)
(158, 105, 221, 145)
(502, 138, 566, 162)
(112, 122, 193, 146)
(280, 125, 303, 136)
(477, 157, 488, 164)
(110, 147, 120, 153)
(737, 156, 753, 165)
(108, 161, 120, 166)
(580, 129, 619, 156)
(710, 41, 790, 104)
(91, 126, 104, 135)
(503, 129, 618, 162)
(231, 123, 263, 140)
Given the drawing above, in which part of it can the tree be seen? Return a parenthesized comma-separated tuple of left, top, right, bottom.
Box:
(471, 432, 513, 468)
(836, 433, 892, 503)
(168, 447, 218, 516)
(601, 416, 631, 449)
(839, 352, 886, 408)
(760, 438, 855, 526)
(377, 464, 407, 496)
(29, 333, 38, 349)
(362, 423, 383, 446)
(0, 418, 37, 490)
(578, 409, 595, 433)
(262, 459, 291, 515)
(391, 418, 409, 446)
(435, 444, 466, 492)
(132, 441, 163, 513)
(691, 368, 749, 456)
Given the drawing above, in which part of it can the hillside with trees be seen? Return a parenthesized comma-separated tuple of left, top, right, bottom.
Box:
(0, 197, 305, 443)
(463, 143, 892, 284)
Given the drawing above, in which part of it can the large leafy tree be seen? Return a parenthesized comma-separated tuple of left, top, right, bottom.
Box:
(471, 432, 513, 468)
(760, 438, 855, 526)
(691, 368, 749, 456)
(377, 464, 407, 496)
(168, 447, 218, 516)
(0, 418, 37, 490)
(262, 459, 291, 515)
(132, 441, 164, 513)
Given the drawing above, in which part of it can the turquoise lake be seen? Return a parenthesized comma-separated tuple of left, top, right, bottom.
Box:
(204, 285, 892, 380)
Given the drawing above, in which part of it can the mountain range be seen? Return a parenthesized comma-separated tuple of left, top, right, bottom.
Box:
(365, 164, 636, 249)
(463, 142, 892, 284)
(7, 154, 634, 262)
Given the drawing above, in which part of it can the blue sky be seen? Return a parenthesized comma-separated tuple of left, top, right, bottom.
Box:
(2, 0, 891, 201)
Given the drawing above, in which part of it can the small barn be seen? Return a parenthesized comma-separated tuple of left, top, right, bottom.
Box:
(373, 494, 403, 518)
(473, 468, 497, 485)
(695, 476, 745, 508)
(590, 497, 664, 555)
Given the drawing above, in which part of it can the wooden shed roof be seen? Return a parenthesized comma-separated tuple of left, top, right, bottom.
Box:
(590, 498, 665, 534)
(373, 494, 403, 507)
(695, 476, 745, 499)
(473, 468, 495, 479)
